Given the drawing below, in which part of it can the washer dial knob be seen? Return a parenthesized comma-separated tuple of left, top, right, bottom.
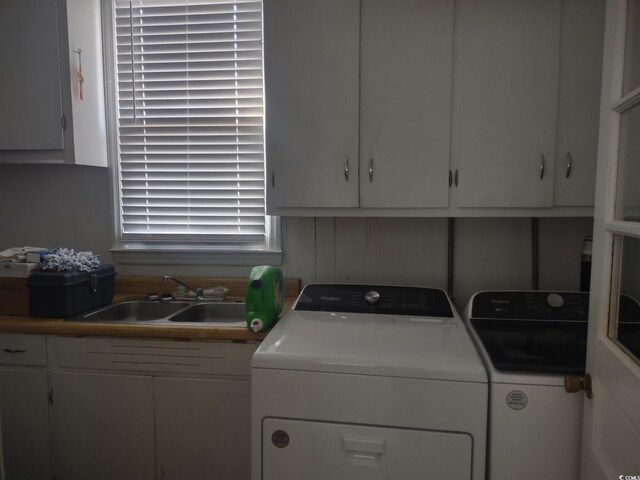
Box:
(547, 293, 565, 309)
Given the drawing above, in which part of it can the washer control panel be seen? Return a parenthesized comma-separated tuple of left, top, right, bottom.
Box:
(471, 291, 588, 321)
(295, 284, 453, 317)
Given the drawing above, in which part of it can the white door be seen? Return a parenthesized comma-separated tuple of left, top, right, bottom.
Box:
(359, 0, 453, 208)
(52, 371, 156, 480)
(0, 368, 51, 480)
(154, 377, 251, 480)
(0, 0, 65, 150)
(264, 0, 360, 209)
(453, 0, 560, 208)
(580, 0, 640, 477)
(263, 418, 473, 480)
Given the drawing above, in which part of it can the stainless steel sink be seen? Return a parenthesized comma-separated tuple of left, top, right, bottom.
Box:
(80, 300, 191, 322)
(167, 302, 246, 325)
(72, 298, 247, 327)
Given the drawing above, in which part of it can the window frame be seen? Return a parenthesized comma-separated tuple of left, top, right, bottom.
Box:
(100, 0, 281, 266)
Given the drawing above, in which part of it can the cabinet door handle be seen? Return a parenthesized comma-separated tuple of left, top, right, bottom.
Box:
(3, 348, 26, 354)
(344, 157, 350, 181)
(540, 154, 545, 180)
(369, 158, 374, 182)
(566, 152, 572, 178)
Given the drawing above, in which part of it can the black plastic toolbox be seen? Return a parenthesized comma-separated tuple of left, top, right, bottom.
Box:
(27, 266, 116, 318)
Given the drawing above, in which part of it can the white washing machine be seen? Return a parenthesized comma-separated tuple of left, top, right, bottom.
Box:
(463, 291, 590, 480)
(252, 284, 488, 480)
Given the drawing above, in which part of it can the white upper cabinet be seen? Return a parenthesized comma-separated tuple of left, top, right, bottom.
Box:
(453, 0, 561, 208)
(553, 0, 605, 206)
(265, 0, 360, 208)
(0, 0, 65, 151)
(240, 0, 606, 215)
(265, 0, 454, 211)
(359, 0, 453, 208)
(0, 0, 107, 166)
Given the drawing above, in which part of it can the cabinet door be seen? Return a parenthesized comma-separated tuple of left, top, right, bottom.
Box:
(553, 0, 605, 206)
(0, 368, 51, 480)
(360, 0, 453, 208)
(454, 0, 561, 208)
(0, 0, 64, 150)
(154, 377, 251, 480)
(264, 0, 359, 208)
(52, 371, 156, 480)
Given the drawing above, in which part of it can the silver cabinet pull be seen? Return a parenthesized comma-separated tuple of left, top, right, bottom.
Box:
(566, 152, 572, 178)
(344, 157, 349, 181)
(540, 154, 545, 180)
(369, 158, 374, 182)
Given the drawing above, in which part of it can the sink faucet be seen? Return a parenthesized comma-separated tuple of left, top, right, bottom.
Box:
(162, 276, 205, 300)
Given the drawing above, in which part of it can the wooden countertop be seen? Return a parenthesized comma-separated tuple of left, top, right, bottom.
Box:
(0, 315, 268, 341)
(0, 275, 300, 342)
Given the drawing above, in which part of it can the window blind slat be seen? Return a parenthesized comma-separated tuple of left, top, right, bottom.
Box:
(114, 0, 265, 241)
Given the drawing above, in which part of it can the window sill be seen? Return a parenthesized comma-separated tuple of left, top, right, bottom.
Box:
(111, 247, 283, 266)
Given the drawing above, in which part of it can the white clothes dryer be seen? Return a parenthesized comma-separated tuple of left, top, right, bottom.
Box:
(252, 284, 488, 480)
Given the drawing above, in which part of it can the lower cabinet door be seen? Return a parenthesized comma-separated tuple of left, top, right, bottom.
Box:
(51, 371, 156, 480)
(0, 368, 51, 480)
(262, 418, 473, 480)
(154, 377, 251, 480)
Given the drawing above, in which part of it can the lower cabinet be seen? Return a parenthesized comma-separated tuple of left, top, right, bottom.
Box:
(52, 372, 156, 480)
(155, 377, 250, 480)
(0, 334, 256, 480)
(0, 334, 51, 480)
(0, 367, 51, 480)
(50, 336, 257, 480)
(52, 374, 251, 480)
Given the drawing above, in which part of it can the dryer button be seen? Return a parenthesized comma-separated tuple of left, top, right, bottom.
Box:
(365, 290, 380, 305)
(272, 430, 290, 448)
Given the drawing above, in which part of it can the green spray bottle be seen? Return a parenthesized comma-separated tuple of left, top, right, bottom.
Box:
(245, 266, 284, 332)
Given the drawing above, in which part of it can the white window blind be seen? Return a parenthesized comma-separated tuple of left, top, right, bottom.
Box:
(113, 0, 266, 244)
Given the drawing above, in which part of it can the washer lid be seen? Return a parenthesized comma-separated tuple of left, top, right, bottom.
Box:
(253, 308, 487, 384)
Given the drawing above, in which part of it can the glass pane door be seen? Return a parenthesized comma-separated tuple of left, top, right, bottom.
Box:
(615, 102, 640, 221)
(611, 235, 640, 362)
(623, 0, 640, 95)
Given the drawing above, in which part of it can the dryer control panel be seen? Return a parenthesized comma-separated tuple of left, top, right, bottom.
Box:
(294, 284, 453, 317)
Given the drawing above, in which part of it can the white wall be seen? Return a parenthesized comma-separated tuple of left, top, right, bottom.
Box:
(0, 165, 593, 310)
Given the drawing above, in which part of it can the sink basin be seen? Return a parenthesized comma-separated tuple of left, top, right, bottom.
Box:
(73, 299, 247, 327)
(79, 300, 191, 322)
(167, 302, 246, 325)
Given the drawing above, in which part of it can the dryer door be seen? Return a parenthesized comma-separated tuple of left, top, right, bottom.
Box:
(262, 418, 472, 480)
